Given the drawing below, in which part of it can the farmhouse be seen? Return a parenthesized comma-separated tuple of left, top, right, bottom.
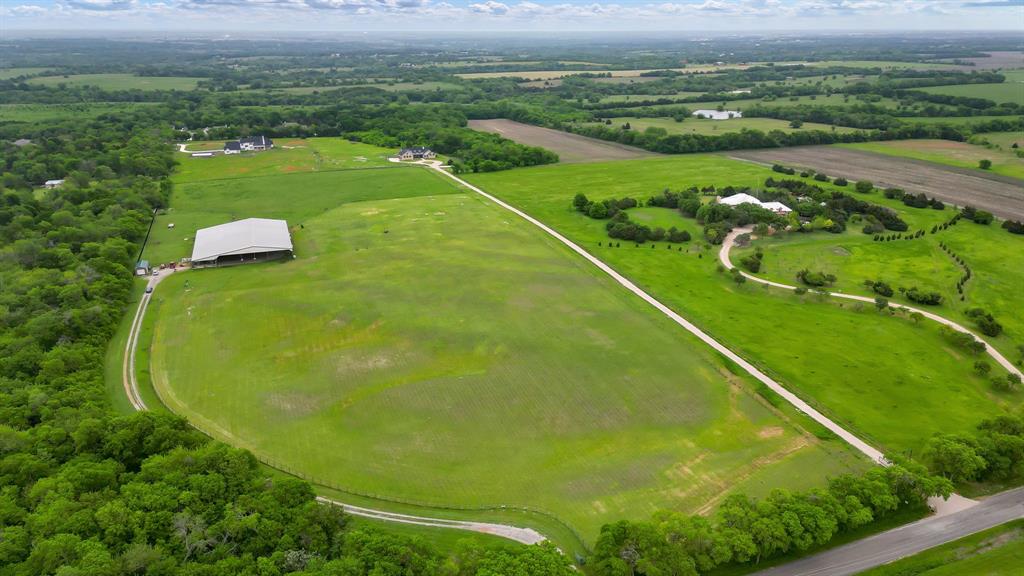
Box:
(397, 146, 436, 160)
(692, 109, 742, 120)
(44, 179, 65, 189)
(223, 135, 273, 154)
(190, 218, 293, 267)
(718, 193, 792, 215)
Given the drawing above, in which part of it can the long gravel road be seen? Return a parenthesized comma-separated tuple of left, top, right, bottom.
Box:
(751, 487, 1024, 576)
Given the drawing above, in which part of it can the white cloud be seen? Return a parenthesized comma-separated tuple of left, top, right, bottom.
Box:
(469, 1, 509, 13)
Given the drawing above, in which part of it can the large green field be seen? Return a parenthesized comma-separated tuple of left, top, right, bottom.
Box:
(144, 163, 861, 546)
(171, 137, 394, 183)
(841, 139, 1024, 180)
(856, 520, 1024, 576)
(26, 73, 201, 91)
(0, 67, 53, 79)
(464, 156, 1021, 456)
(919, 81, 1024, 106)
(593, 116, 859, 135)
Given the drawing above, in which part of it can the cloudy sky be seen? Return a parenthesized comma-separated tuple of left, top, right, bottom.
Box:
(1, 0, 1022, 31)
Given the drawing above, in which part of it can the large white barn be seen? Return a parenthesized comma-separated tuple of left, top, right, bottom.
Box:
(190, 218, 293, 267)
(692, 109, 742, 120)
(718, 193, 792, 215)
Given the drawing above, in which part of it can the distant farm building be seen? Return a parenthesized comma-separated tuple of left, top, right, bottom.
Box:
(44, 179, 65, 189)
(692, 109, 742, 120)
(223, 135, 273, 154)
(135, 260, 151, 276)
(191, 218, 293, 268)
(398, 146, 436, 160)
(13, 138, 32, 147)
(191, 152, 214, 158)
(718, 193, 792, 215)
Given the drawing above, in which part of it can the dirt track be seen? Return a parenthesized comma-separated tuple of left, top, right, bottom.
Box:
(728, 147, 1024, 221)
(468, 119, 658, 163)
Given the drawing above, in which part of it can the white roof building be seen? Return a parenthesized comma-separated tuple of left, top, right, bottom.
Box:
(692, 109, 742, 120)
(44, 179, 65, 188)
(191, 218, 293, 265)
(718, 193, 762, 207)
(761, 201, 793, 214)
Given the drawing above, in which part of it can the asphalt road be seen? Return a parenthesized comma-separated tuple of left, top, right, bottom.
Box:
(752, 487, 1024, 576)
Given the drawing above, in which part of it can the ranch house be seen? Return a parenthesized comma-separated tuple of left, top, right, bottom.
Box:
(224, 135, 273, 154)
(191, 218, 294, 268)
(398, 146, 436, 160)
(717, 193, 792, 215)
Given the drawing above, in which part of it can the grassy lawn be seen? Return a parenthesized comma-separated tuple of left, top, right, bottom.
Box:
(171, 138, 394, 183)
(976, 131, 1023, 150)
(145, 165, 862, 547)
(0, 67, 53, 79)
(841, 140, 1024, 180)
(464, 155, 1021, 456)
(856, 519, 1024, 576)
(0, 102, 158, 123)
(899, 115, 1024, 127)
(919, 82, 1024, 106)
(26, 73, 201, 91)
(594, 116, 859, 135)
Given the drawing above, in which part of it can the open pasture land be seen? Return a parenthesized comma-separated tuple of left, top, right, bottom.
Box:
(0, 102, 157, 123)
(729, 146, 1024, 221)
(172, 138, 394, 183)
(26, 73, 201, 91)
(468, 119, 658, 163)
(843, 139, 1024, 180)
(0, 67, 53, 79)
(598, 92, 704, 103)
(146, 167, 860, 542)
(593, 116, 859, 136)
(464, 155, 1020, 454)
(457, 63, 758, 81)
(805, 60, 962, 71)
(977, 130, 1024, 150)
(918, 81, 1024, 106)
(947, 51, 1024, 70)
(145, 163, 431, 264)
(628, 94, 902, 113)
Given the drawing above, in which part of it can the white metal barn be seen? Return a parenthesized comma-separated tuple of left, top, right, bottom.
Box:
(190, 218, 293, 267)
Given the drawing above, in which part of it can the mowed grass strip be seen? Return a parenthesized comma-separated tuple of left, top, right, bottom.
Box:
(841, 139, 1024, 180)
(26, 73, 201, 91)
(463, 155, 1020, 454)
(147, 168, 860, 542)
(145, 164, 450, 264)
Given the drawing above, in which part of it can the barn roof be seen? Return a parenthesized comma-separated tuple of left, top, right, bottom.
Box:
(191, 218, 293, 262)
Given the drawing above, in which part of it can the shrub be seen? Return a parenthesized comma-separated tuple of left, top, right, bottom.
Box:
(796, 268, 836, 287)
(833, 177, 848, 186)
(904, 287, 943, 305)
(865, 279, 894, 297)
(813, 173, 829, 182)
(973, 360, 992, 376)
(979, 159, 992, 170)
(740, 254, 762, 273)
(855, 180, 874, 194)
(966, 308, 1003, 337)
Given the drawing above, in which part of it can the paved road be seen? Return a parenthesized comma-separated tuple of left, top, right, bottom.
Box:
(719, 227, 1022, 380)
(417, 159, 887, 464)
(752, 487, 1024, 576)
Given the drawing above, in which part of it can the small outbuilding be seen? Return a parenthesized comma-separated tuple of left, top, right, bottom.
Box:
(191, 218, 293, 268)
(135, 260, 151, 276)
(44, 179, 65, 189)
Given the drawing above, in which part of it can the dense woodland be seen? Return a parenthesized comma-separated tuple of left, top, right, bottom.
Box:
(2, 35, 1023, 575)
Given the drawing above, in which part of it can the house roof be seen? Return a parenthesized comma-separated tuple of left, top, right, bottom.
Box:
(240, 135, 272, 146)
(13, 139, 32, 147)
(399, 146, 432, 154)
(692, 109, 742, 120)
(719, 193, 762, 206)
(224, 141, 241, 150)
(191, 218, 293, 263)
(44, 179, 65, 186)
(761, 201, 793, 213)
(136, 260, 150, 269)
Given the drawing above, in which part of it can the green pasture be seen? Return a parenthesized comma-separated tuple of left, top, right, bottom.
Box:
(842, 139, 1024, 180)
(806, 60, 960, 70)
(26, 73, 201, 91)
(634, 94, 902, 113)
(598, 92, 704, 103)
(901, 115, 1023, 126)
(146, 167, 861, 545)
(593, 116, 859, 135)
(976, 131, 1024, 150)
(857, 520, 1024, 576)
(171, 138, 394, 183)
(464, 155, 1021, 456)
(145, 164, 436, 264)
(0, 102, 158, 123)
(0, 67, 53, 79)
(919, 82, 1024, 106)
(346, 516, 520, 553)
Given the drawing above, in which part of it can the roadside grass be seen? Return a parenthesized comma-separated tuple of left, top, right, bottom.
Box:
(145, 171, 863, 545)
(464, 155, 1021, 456)
(26, 73, 201, 91)
(919, 82, 1024, 106)
(144, 164, 449, 264)
(0, 102, 158, 123)
(734, 201, 1024, 352)
(841, 139, 1024, 180)
(345, 516, 521, 552)
(591, 116, 859, 135)
(171, 138, 394, 183)
(855, 519, 1024, 576)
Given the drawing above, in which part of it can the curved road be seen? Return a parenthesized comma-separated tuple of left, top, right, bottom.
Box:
(719, 227, 1023, 380)
(751, 486, 1024, 576)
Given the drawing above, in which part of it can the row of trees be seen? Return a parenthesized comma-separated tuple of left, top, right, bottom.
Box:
(589, 461, 952, 576)
(924, 414, 1024, 484)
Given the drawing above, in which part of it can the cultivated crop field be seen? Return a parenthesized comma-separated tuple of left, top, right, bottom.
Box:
(729, 146, 1024, 221)
(464, 155, 1021, 454)
(468, 119, 657, 162)
(144, 159, 862, 543)
(843, 139, 1024, 180)
(26, 73, 201, 90)
(592, 116, 858, 136)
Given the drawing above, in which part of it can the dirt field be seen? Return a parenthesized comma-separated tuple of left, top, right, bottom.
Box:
(468, 119, 659, 163)
(728, 146, 1024, 221)
(953, 51, 1024, 70)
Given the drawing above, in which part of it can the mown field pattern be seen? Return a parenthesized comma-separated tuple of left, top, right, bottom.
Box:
(464, 155, 1020, 455)
(843, 139, 1024, 180)
(147, 168, 860, 541)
